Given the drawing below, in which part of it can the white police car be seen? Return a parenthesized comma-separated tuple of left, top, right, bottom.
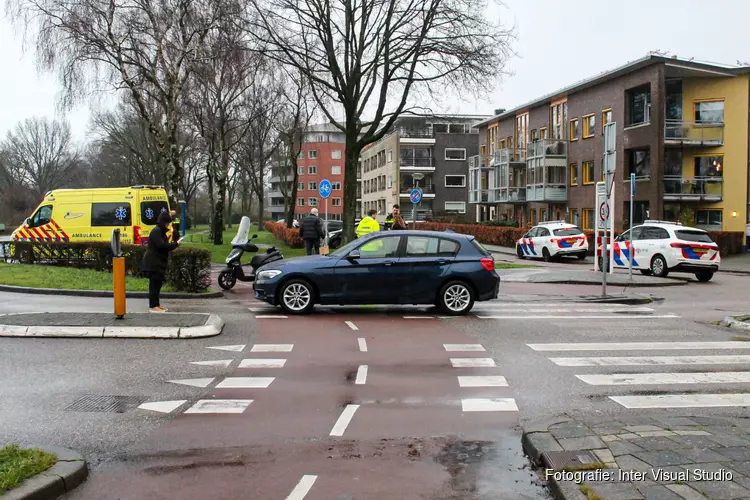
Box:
(516, 221, 589, 262)
(599, 220, 721, 281)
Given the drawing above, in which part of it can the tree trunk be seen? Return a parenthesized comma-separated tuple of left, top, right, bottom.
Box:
(286, 156, 299, 228)
(213, 174, 226, 245)
(342, 134, 362, 243)
(206, 162, 215, 238)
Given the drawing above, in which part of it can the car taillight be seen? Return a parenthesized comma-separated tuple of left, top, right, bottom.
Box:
(480, 258, 495, 271)
(134, 225, 142, 244)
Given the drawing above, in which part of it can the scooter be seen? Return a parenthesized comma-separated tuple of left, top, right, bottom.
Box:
(217, 216, 284, 290)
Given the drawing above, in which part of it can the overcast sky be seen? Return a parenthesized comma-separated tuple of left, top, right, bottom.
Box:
(1, 0, 749, 144)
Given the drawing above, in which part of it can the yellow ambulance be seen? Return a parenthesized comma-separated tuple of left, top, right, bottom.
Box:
(11, 185, 172, 245)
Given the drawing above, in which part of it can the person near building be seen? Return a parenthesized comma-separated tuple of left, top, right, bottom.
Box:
(356, 209, 380, 238)
(300, 208, 325, 255)
(141, 211, 179, 312)
(389, 204, 408, 230)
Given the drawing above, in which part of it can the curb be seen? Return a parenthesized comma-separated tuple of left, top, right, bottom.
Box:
(522, 278, 685, 287)
(721, 315, 750, 331)
(575, 295, 655, 305)
(0, 284, 223, 299)
(0, 446, 87, 500)
(0, 313, 225, 339)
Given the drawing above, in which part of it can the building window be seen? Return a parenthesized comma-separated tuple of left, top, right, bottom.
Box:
(540, 208, 548, 222)
(516, 113, 528, 160)
(569, 163, 578, 186)
(332, 181, 341, 190)
(332, 197, 342, 207)
(331, 165, 341, 175)
(445, 175, 466, 187)
(696, 209, 722, 226)
(499, 139, 505, 149)
(297, 198, 305, 206)
(298, 182, 304, 190)
(583, 161, 595, 184)
(602, 109, 612, 132)
(583, 114, 595, 138)
(550, 101, 567, 139)
(297, 151, 305, 160)
(530, 129, 538, 141)
(626, 84, 651, 126)
(569, 208, 579, 225)
(331, 149, 342, 159)
(308, 150, 318, 159)
(582, 209, 594, 230)
(309, 181, 317, 190)
(387, 150, 393, 163)
(695, 100, 724, 123)
(539, 127, 548, 140)
(444, 201, 466, 213)
(694, 155, 723, 177)
(308, 166, 317, 175)
(627, 148, 651, 178)
(569, 119, 579, 141)
(480, 145, 486, 155)
(309, 197, 318, 206)
(297, 166, 304, 175)
(529, 209, 536, 225)
(445, 148, 466, 161)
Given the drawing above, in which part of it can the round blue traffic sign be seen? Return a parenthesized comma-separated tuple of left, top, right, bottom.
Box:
(409, 188, 423, 204)
(318, 179, 332, 199)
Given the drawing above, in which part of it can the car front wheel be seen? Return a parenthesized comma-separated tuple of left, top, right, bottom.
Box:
(438, 281, 475, 315)
(278, 279, 315, 314)
(650, 255, 669, 278)
(516, 245, 525, 259)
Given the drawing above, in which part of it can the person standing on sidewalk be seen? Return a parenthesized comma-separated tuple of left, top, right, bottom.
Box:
(141, 211, 179, 312)
(389, 204, 408, 230)
(300, 208, 325, 255)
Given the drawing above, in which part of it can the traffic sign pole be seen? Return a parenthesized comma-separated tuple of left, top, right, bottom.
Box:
(602, 167, 608, 296)
(629, 172, 635, 281)
(318, 179, 332, 253)
(409, 187, 423, 229)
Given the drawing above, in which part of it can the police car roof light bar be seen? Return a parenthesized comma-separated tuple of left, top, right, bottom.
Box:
(644, 219, 683, 225)
(538, 220, 569, 225)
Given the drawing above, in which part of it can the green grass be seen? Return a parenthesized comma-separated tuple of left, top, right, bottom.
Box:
(0, 444, 57, 494)
(181, 226, 306, 263)
(0, 262, 177, 292)
(496, 263, 536, 269)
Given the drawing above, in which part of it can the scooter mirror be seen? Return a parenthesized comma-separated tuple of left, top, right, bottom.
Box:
(251, 234, 258, 239)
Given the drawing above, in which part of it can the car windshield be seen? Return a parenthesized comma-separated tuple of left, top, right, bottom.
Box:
(553, 227, 582, 236)
(675, 229, 713, 243)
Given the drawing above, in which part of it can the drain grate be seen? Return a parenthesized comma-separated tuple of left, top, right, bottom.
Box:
(541, 450, 602, 470)
(65, 395, 148, 413)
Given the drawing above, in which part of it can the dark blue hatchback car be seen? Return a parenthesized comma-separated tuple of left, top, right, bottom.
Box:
(252, 230, 500, 315)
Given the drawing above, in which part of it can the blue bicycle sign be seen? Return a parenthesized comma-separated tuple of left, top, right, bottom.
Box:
(318, 179, 332, 199)
(409, 188, 423, 204)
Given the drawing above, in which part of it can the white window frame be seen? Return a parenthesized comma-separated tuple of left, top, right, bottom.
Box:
(444, 201, 466, 214)
(297, 198, 305, 206)
(308, 181, 317, 190)
(332, 181, 341, 190)
(308, 197, 318, 206)
(444, 175, 466, 188)
(308, 166, 317, 175)
(297, 166, 304, 175)
(331, 165, 342, 175)
(308, 150, 318, 159)
(297, 182, 304, 190)
(332, 197, 342, 207)
(445, 148, 467, 161)
(332, 149, 342, 160)
(387, 149, 393, 163)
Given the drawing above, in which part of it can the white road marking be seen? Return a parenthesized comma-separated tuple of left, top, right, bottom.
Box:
(457, 376, 508, 387)
(461, 398, 518, 412)
(528, 341, 750, 351)
(358, 338, 368, 352)
(238, 358, 287, 368)
(444, 344, 486, 352)
(483, 307, 654, 313)
(248, 307, 270, 312)
(355, 365, 368, 385)
(403, 316, 436, 319)
(184, 399, 253, 414)
(610, 394, 750, 409)
(286, 475, 318, 500)
(207, 344, 246, 352)
(450, 358, 496, 367)
(345, 321, 359, 331)
(191, 360, 233, 368)
(480, 315, 679, 319)
(168, 378, 215, 388)
(550, 355, 750, 367)
(255, 315, 288, 319)
(138, 400, 187, 413)
(476, 302, 643, 308)
(216, 377, 275, 388)
(250, 344, 294, 352)
(330, 404, 360, 436)
(577, 372, 750, 386)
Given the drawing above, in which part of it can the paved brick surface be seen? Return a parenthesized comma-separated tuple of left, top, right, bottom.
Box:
(525, 416, 750, 500)
(0, 312, 207, 327)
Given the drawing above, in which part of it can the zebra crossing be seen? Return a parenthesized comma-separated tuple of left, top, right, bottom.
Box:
(529, 341, 750, 410)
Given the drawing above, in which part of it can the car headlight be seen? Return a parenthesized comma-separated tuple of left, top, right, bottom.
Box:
(257, 269, 282, 281)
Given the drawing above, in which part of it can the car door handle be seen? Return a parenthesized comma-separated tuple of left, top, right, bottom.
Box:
(383, 261, 394, 266)
(437, 259, 447, 265)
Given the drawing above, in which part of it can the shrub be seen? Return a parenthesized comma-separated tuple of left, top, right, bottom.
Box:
(166, 248, 212, 293)
(264, 221, 303, 248)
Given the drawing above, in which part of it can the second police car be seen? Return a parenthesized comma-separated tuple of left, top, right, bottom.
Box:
(516, 220, 589, 262)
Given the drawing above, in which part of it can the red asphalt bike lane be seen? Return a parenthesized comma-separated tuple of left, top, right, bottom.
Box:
(65, 310, 521, 500)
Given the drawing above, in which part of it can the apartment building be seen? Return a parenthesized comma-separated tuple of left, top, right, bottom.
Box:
(470, 54, 750, 234)
(268, 123, 347, 221)
(357, 114, 489, 221)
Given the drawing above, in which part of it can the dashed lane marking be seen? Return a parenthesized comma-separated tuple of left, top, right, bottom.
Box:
(255, 315, 288, 319)
(461, 398, 518, 412)
(168, 378, 215, 388)
(286, 474, 318, 500)
(528, 341, 750, 351)
(138, 400, 187, 413)
(216, 377, 275, 389)
(549, 355, 750, 367)
(358, 338, 368, 352)
(450, 358, 496, 368)
(250, 344, 294, 352)
(403, 316, 437, 319)
(610, 394, 750, 409)
(184, 399, 253, 414)
(330, 404, 360, 436)
(207, 344, 246, 352)
(191, 360, 233, 368)
(577, 371, 750, 386)
(238, 358, 287, 368)
(355, 365, 368, 385)
(457, 376, 508, 387)
(444, 344, 485, 352)
(345, 321, 359, 331)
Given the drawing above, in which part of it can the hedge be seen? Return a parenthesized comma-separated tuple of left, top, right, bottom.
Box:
(3, 241, 212, 293)
(264, 221, 303, 248)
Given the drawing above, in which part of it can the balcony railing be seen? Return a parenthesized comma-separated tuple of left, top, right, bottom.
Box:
(664, 120, 724, 146)
(469, 154, 491, 170)
(527, 139, 567, 158)
(663, 176, 723, 201)
(469, 189, 489, 203)
(400, 157, 435, 168)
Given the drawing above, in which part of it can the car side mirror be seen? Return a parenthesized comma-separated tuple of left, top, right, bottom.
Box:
(347, 250, 361, 260)
(24, 218, 30, 226)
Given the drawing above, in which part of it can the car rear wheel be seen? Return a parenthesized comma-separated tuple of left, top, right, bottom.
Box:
(695, 270, 714, 282)
(438, 281, 474, 316)
(278, 279, 315, 314)
(542, 247, 552, 262)
(650, 255, 669, 278)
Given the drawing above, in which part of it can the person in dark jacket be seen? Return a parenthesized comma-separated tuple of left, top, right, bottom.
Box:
(299, 208, 325, 255)
(141, 211, 179, 312)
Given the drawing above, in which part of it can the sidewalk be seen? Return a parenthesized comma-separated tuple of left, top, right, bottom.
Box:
(524, 415, 750, 500)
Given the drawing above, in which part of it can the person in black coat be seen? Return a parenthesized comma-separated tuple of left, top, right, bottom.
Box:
(141, 211, 179, 312)
(299, 208, 325, 255)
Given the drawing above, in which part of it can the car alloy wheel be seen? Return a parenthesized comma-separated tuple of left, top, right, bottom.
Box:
(650, 255, 668, 277)
(280, 281, 313, 314)
(439, 281, 474, 315)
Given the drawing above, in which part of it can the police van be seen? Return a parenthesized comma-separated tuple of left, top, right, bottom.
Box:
(11, 185, 172, 245)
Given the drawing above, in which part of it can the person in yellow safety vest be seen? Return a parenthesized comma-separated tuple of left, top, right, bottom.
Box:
(356, 209, 380, 238)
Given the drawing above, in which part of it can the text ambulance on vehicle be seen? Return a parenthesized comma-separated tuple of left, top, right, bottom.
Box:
(11, 185, 172, 245)
(516, 220, 589, 262)
(598, 220, 720, 281)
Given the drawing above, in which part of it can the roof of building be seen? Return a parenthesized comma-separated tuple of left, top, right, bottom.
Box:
(474, 53, 750, 128)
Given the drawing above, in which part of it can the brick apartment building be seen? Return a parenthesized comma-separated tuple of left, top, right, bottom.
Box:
(469, 54, 750, 236)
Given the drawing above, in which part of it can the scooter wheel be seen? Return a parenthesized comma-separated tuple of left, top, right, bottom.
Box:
(218, 272, 236, 290)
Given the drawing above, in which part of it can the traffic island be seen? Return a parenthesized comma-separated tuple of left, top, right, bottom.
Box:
(499, 269, 687, 287)
(522, 416, 750, 500)
(0, 445, 87, 500)
(721, 315, 750, 332)
(0, 312, 224, 338)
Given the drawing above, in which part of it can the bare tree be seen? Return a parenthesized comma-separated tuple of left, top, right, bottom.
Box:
(1, 117, 82, 198)
(246, 0, 515, 241)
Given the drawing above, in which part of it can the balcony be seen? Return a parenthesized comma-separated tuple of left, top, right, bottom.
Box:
(663, 176, 723, 202)
(399, 157, 435, 172)
(399, 184, 436, 198)
(469, 189, 489, 203)
(524, 140, 568, 202)
(664, 120, 724, 147)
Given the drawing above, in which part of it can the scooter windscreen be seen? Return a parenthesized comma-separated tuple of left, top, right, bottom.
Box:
(226, 248, 243, 263)
(231, 216, 252, 246)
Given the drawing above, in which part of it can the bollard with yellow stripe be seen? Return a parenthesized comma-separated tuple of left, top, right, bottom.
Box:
(111, 229, 126, 319)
